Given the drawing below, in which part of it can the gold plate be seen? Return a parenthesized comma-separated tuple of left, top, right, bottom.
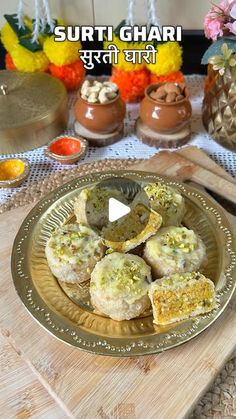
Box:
(0, 71, 68, 154)
(11, 171, 236, 356)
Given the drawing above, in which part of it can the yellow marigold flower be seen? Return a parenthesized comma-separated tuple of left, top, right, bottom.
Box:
(43, 36, 81, 66)
(11, 45, 49, 72)
(147, 42, 183, 76)
(1, 22, 19, 53)
(104, 34, 146, 72)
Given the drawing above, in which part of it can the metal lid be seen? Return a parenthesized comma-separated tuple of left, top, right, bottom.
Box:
(0, 71, 68, 154)
(0, 70, 67, 129)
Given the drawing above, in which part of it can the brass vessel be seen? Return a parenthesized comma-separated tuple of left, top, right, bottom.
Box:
(202, 65, 236, 151)
(0, 70, 68, 154)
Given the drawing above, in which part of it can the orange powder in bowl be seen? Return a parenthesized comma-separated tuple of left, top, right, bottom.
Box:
(48, 137, 81, 156)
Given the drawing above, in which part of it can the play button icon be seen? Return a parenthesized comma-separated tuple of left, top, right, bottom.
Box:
(108, 198, 130, 222)
(84, 176, 151, 242)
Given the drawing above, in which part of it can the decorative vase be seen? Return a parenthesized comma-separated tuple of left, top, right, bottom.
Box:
(202, 65, 236, 151)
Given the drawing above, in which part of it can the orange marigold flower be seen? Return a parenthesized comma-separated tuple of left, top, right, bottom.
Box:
(48, 59, 86, 91)
(5, 53, 17, 70)
(111, 67, 150, 103)
(150, 71, 185, 85)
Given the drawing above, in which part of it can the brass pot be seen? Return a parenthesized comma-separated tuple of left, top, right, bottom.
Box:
(202, 65, 236, 151)
(74, 94, 126, 134)
(140, 83, 192, 133)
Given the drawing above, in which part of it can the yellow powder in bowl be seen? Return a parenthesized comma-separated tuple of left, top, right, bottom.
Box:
(0, 159, 25, 181)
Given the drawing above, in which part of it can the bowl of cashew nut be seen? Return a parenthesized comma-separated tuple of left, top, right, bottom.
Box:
(74, 80, 126, 135)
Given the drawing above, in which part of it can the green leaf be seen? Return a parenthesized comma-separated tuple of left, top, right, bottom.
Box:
(113, 19, 151, 45)
(4, 14, 31, 37)
(209, 56, 222, 64)
(32, 19, 57, 36)
(201, 37, 236, 64)
(43, 20, 57, 35)
(19, 36, 42, 52)
(221, 42, 229, 56)
(221, 42, 233, 59)
(114, 19, 127, 36)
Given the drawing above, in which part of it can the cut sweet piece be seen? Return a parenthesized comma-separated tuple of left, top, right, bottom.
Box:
(133, 182, 185, 226)
(74, 186, 128, 229)
(149, 272, 216, 325)
(102, 204, 162, 252)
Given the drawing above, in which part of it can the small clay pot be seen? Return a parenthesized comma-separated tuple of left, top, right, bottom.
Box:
(140, 83, 192, 133)
(74, 93, 126, 135)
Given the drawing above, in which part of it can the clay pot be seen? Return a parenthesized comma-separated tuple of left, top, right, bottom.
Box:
(74, 94, 126, 135)
(140, 83, 192, 133)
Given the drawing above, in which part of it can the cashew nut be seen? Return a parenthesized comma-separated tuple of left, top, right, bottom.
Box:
(93, 81, 103, 89)
(81, 80, 118, 104)
(103, 81, 118, 92)
(90, 86, 100, 94)
(81, 94, 88, 101)
(106, 91, 117, 100)
(87, 92, 99, 103)
(98, 87, 117, 103)
(81, 80, 90, 96)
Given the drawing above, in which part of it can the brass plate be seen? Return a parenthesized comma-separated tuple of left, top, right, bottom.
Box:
(11, 171, 236, 356)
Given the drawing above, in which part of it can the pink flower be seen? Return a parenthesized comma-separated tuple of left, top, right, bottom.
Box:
(218, 0, 232, 13)
(204, 13, 224, 40)
(225, 21, 236, 34)
(204, 0, 236, 40)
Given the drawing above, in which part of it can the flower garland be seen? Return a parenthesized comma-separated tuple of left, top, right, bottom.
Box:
(105, 0, 184, 102)
(43, 36, 82, 66)
(0, 11, 85, 91)
(146, 42, 183, 76)
(49, 59, 86, 91)
(106, 32, 184, 102)
(111, 67, 150, 102)
(11, 45, 49, 72)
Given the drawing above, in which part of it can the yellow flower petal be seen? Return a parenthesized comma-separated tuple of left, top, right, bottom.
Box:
(1, 22, 19, 53)
(104, 35, 146, 71)
(43, 35, 81, 66)
(11, 45, 49, 72)
(146, 42, 183, 76)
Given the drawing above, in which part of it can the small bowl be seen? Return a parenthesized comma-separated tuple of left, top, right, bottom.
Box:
(0, 158, 30, 188)
(45, 136, 87, 164)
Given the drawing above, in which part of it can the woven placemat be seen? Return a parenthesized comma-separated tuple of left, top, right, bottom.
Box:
(0, 158, 138, 213)
(1, 158, 235, 418)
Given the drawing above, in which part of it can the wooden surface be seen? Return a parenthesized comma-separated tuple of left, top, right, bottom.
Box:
(131, 149, 236, 205)
(136, 118, 191, 149)
(74, 121, 124, 147)
(176, 146, 236, 182)
(0, 147, 235, 419)
(0, 334, 65, 418)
